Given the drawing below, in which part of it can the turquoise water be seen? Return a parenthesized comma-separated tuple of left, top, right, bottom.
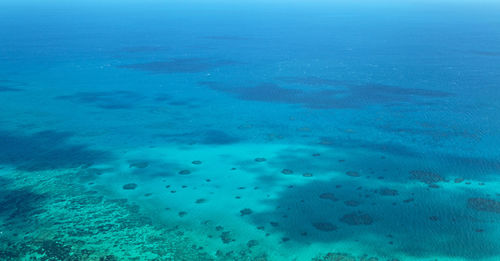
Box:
(1, 0, 500, 260)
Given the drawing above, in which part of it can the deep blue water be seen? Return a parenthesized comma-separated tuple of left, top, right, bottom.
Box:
(1, 1, 500, 260)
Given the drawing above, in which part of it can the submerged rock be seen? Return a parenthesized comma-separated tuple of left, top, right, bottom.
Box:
(220, 231, 235, 244)
(247, 240, 259, 248)
(346, 171, 360, 177)
(344, 200, 360, 207)
(378, 188, 399, 196)
(340, 212, 373, 225)
(409, 170, 445, 185)
(240, 208, 253, 216)
(313, 252, 356, 261)
(467, 198, 500, 213)
(178, 169, 191, 175)
(122, 183, 138, 190)
(319, 193, 338, 202)
(128, 161, 149, 168)
(312, 222, 337, 232)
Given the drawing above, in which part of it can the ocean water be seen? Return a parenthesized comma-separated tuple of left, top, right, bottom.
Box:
(1, 0, 500, 260)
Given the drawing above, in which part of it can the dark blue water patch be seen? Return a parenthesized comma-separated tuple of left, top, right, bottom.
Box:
(0, 86, 23, 92)
(318, 136, 420, 157)
(249, 178, 500, 259)
(154, 93, 171, 102)
(127, 159, 182, 179)
(0, 130, 111, 171)
(443, 154, 500, 175)
(153, 93, 196, 107)
(278, 76, 453, 97)
(55, 91, 145, 109)
(317, 136, 500, 179)
(200, 80, 452, 109)
(0, 80, 26, 92)
(202, 130, 241, 145)
(117, 58, 238, 74)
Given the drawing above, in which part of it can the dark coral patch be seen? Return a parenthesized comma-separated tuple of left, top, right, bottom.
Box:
(346, 171, 360, 177)
(378, 188, 399, 196)
(344, 200, 360, 207)
(129, 161, 149, 169)
(192, 160, 202, 165)
(195, 198, 207, 204)
(254, 158, 267, 162)
(312, 222, 337, 232)
(429, 216, 440, 221)
(339, 212, 373, 225)
(202, 130, 241, 145)
(246, 239, 259, 248)
(178, 170, 191, 175)
(220, 231, 235, 244)
(240, 208, 253, 216)
(319, 193, 338, 202)
(467, 198, 500, 213)
(409, 170, 445, 185)
(122, 183, 138, 190)
(281, 169, 293, 175)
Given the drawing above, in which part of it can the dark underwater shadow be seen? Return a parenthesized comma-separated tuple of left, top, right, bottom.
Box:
(0, 177, 48, 224)
(249, 176, 500, 259)
(0, 80, 26, 92)
(0, 130, 111, 171)
(200, 77, 453, 109)
(319, 136, 500, 179)
(55, 91, 145, 110)
(0, 86, 23, 92)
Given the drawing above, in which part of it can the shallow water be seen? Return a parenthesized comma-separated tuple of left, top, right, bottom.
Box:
(1, 0, 500, 260)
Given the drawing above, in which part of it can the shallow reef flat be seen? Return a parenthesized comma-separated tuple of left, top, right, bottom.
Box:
(0, 164, 398, 261)
(2, 142, 497, 260)
(0, 168, 220, 260)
